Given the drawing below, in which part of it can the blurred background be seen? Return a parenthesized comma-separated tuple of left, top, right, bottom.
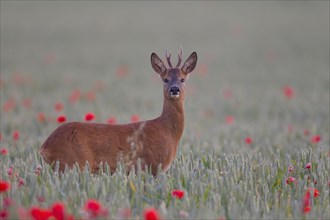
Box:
(1, 1, 329, 154)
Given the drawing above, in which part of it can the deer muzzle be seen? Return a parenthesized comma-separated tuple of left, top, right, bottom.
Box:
(169, 86, 181, 98)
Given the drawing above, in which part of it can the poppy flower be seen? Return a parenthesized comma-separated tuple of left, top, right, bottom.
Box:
(143, 208, 160, 220)
(302, 192, 312, 214)
(196, 63, 208, 76)
(305, 163, 312, 169)
(3, 99, 15, 112)
(18, 178, 25, 187)
(310, 135, 321, 143)
(0, 210, 8, 220)
(283, 86, 294, 99)
(22, 98, 32, 108)
(30, 207, 53, 220)
(1, 148, 7, 155)
(305, 188, 320, 198)
(288, 166, 294, 172)
(303, 130, 310, 136)
(84, 199, 108, 218)
(286, 176, 296, 185)
(51, 202, 65, 220)
(225, 115, 234, 125)
(86, 91, 96, 102)
(115, 65, 129, 77)
(85, 113, 95, 121)
(245, 137, 253, 145)
(69, 89, 81, 103)
(131, 115, 140, 123)
(55, 102, 64, 112)
(171, 189, 185, 199)
(12, 130, 20, 141)
(37, 112, 47, 123)
(107, 117, 117, 124)
(57, 115, 67, 123)
(303, 204, 311, 214)
(7, 167, 13, 176)
(0, 181, 10, 193)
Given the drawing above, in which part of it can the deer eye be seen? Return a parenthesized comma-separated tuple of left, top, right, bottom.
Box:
(180, 79, 185, 83)
(164, 79, 169, 83)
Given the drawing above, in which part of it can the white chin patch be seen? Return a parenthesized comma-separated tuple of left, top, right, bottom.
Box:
(170, 94, 180, 98)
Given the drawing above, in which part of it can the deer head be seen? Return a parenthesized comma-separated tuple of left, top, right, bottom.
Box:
(151, 47, 197, 100)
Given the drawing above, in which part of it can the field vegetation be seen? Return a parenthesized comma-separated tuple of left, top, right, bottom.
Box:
(1, 1, 329, 219)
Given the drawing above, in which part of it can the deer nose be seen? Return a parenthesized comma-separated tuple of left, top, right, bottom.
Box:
(169, 86, 181, 97)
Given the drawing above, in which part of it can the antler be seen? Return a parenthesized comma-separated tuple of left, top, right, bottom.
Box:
(166, 47, 183, 68)
(166, 50, 173, 68)
(176, 46, 183, 68)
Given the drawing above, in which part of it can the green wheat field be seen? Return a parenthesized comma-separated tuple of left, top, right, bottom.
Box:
(1, 1, 329, 219)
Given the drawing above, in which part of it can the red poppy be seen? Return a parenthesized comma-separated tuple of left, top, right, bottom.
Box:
(286, 177, 296, 185)
(3, 99, 15, 112)
(69, 89, 81, 103)
(302, 192, 312, 214)
(86, 91, 96, 102)
(303, 130, 310, 136)
(196, 63, 208, 76)
(245, 137, 253, 145)
(85, 113, 95, 121)
(283, 86, 294, 99)
(310, 135, 321, 143)
(37, 112, 47, 123)
(305, 163, 311, 169)
(1, 148, 7, 155)
(107, 117, 117, 124)
(7, 167, 13, 176)
(30, 207, 53, 220)
(303, 204, 311, 214)
(0, 181, 10, 193)
(131, 115, 140, 123)
(12, 130, 20, 141)
(18, 178, 25, 187)
(3, 197, 13, 208)
(306, 188, 320, 198)
(0, 210, 8, 220)
(55, 102, 64, 112)
(115, 65, 129, 77)
(51, 202, 65, 220)
(143, 208, 160, 220)
(171, 190, 185, 199)
(22, 98, 32, 108)
(225, 115, 234, 125)
(57, 115, 67, 123)
(84, 199, 107, 218)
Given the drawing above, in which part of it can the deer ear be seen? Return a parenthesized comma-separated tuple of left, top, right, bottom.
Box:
(151, 53, 166, 75)
(181, 52, 197, 74)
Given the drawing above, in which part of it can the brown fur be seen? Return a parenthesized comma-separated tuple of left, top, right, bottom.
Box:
(39, 49, 197, 175)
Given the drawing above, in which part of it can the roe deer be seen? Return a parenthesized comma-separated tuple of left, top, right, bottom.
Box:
(39, 48, 197, 175)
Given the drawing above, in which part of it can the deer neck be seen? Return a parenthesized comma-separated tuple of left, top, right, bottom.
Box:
(159, 97, 185, 140)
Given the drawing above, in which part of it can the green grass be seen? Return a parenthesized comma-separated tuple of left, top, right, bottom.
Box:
(1, 1, 329, 219)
